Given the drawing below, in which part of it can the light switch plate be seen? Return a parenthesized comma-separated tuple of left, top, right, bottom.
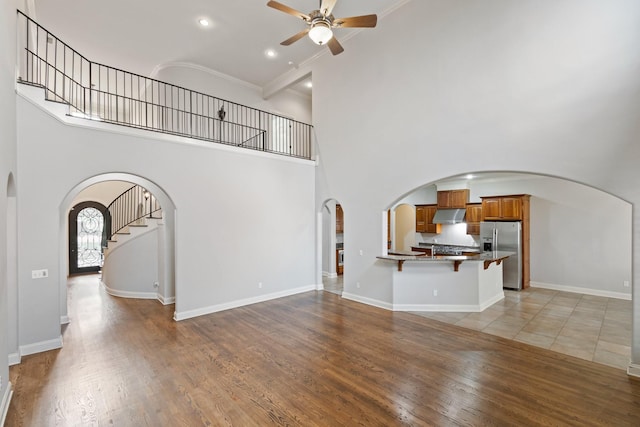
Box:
(32, 269, 48, 279)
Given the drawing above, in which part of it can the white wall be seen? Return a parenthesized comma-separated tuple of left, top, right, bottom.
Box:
(154, 64, 312, 124)
(16, 90, 316, 351)
(0, 0, 19, 412)
(312, 0, 640, 368)
(71, 181, 134, 208)
(102, 228, 159, 298)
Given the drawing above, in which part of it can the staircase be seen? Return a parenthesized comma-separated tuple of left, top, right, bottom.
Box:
(98, 184, 172, 304)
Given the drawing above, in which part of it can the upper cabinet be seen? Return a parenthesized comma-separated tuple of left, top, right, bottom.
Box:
(437, 189, 470, 209)
(336, 204, 344, 233)
(465, 203, 483, 235)
(481, 195, 530, 221)
(416, 204, 439, 234)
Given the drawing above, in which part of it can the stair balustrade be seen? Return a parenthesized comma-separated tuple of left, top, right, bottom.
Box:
(108, 185, 162, 238)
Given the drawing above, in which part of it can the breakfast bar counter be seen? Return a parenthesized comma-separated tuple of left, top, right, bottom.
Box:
(376, 251, 514, 312)
(377, 251, 513, 272)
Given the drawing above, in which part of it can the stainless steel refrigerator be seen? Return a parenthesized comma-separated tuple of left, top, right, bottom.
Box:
(480, 221, 523, 290)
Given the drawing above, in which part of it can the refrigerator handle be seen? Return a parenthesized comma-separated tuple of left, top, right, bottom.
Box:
(494, 228, 498, 249)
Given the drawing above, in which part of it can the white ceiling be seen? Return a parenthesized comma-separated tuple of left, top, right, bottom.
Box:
(32, 0, 406, 95)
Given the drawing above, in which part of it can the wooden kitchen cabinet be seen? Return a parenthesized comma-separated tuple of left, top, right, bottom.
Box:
(465, 203, 482, 235)
(415, 204, 439, 233)
(480, 194, 531, 289)
(481, 195, 529, 221)
(336, 204, 344, 233)
(437, 190, 470, 209)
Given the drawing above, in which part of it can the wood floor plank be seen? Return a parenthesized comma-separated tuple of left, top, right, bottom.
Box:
(6, 276, 640, 426)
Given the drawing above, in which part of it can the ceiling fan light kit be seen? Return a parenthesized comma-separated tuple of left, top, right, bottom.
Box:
(267, 0, 377, 55)
(309, 21, 333, 45)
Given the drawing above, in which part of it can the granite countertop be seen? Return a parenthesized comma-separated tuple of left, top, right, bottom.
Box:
(388, 250, 428, 256)
(377, 251, 514, 263)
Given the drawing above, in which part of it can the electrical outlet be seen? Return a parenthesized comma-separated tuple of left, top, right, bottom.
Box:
(258, 282, 263, 289)
(356, 282, 360, 288)
(624, 281, 630, 288)
(32, 269, 48, 279)
(359, 249, 363, 256)
(433, 289, 438, 297)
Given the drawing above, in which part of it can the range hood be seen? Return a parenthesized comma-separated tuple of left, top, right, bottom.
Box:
(432, 208, 466, 224)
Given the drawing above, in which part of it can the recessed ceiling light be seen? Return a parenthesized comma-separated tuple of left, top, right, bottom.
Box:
(198, 18, 210, 27)
(466, 174, 474, 180)
(305, 82, 313, 88)
(265, 49, 277, 58)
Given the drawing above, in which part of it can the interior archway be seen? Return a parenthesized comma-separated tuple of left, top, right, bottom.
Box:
(58, 173, 177, 323)
(320, 198, 344, 296)
(386, 170, 632, 368)
(391, 204, 415, 252)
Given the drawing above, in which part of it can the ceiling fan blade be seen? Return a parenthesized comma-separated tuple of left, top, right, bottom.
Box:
(333, 14, 377, 28)
(327, 37, 344, 55)
(266, 1, 310, 21)
(320, 0, 337, 16)
(281, 28, 310, 46)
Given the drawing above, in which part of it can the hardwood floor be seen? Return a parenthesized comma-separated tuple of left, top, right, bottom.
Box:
(7, 275, 640, 426)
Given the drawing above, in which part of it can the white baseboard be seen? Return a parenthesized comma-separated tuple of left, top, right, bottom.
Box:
(60, 315, 70, 325)
(8, 353, 21, 366)
(157, 294, 175, 305)
(530, 281, 631, 300)
(174, 285, 316, 321)
(393, 293, 505, 312)
(323, 271, 338, 279)
(341, 293, 393, 311)
(1, 382, 13, 427)
(627, 363, 640, 378)
(19, 335, 63, 357)
(101, 281, 157, 300)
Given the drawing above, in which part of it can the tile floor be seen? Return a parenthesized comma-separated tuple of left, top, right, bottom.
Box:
(323, 275, 343, 296)
(321, 277, 631, 370)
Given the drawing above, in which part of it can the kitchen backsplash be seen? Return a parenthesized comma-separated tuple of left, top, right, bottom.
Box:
(415, 223, 480, 247)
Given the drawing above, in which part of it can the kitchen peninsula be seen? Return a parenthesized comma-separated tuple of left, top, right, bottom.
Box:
(376, 251, 513, 312)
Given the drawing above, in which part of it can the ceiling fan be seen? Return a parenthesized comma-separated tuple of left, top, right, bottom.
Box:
(266, 0, 377, 55)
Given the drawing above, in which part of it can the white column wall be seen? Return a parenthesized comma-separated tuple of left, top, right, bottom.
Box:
(0, 0, 20, 410)
(312, 0, 640, 368)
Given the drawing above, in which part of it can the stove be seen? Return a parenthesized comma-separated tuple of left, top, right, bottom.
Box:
(433, 246, 464, 256)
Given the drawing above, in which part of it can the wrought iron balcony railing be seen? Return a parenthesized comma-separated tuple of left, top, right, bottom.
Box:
(16, 10, 312, 159)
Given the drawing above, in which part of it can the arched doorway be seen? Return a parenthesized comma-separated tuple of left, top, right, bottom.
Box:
(387, 171, 632, 369)
(59, 173, 177, 323)
(7, 172, 19, 364)
(68, 201, 110, 275)
(321, 199, 343, 295)
(392, 204, 416, 251)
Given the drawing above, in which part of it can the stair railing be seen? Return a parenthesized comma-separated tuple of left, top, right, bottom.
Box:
(107, 185, 162, 237)
(16, 10, 312, 159)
